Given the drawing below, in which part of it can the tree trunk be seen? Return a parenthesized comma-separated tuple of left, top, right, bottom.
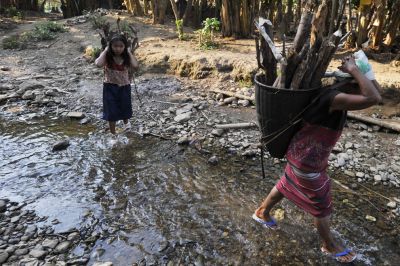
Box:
(285, 0, 294, 34)
(183, 0, 193, 26)
(169, 0, 179, 19)
(143, 0, 150, 15)
(108, 0, 113, 9)
(151, 0, 168, 24)
(384, 0, 400, 46)
(370, 0, 386, 48)
(356, 2, 372, 47)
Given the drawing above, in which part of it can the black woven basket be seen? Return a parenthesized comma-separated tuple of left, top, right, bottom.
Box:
(255, 74, 320, 158)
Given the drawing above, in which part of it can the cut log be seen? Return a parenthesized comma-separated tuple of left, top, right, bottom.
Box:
(210, 89, 255, 103)
(215, 123, 257, 129)
(293, 5, 313, 53)
(347, 112, 400, 133)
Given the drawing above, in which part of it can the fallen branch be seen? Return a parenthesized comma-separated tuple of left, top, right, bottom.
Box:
(348, 112, 400, 133)
(215, 123, 257, 129)
(210, 89, 255, 103)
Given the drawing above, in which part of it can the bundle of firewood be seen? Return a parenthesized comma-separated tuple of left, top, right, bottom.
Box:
(255, 0, 346, 90)
(98, 17, 139, 53)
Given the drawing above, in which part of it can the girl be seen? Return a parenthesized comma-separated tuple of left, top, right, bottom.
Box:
(95, 34, 139, 135)
(253, 54, 381, 263)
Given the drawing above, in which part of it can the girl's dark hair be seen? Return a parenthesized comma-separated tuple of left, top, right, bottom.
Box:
(106, 34, 130, 67)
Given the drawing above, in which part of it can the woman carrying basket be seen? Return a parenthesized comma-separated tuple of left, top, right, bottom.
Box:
(252, 53, 381, 263)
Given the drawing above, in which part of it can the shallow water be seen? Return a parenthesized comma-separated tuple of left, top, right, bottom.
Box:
(1, 113, 399, 265)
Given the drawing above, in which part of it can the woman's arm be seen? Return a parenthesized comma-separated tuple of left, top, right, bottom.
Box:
(95, 47, 108, 67)
(330, 57, 382, 111)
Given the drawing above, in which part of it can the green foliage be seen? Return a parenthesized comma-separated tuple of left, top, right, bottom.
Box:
(238, 79, 253, 88)
(4, 6, 24, 20)
(175, 19, 184, 40)
(2, 22, 66, 50)
(85, 46, 102, 60)
(2, 35, 21, 49)
(196, 18, 221, 50)
(89, 14, 108, 29)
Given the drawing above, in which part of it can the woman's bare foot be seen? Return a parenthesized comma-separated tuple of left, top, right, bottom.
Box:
(321, 242, 356, 263)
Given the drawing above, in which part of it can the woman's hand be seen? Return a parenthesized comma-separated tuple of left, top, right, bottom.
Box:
(338, 56, 358, 74)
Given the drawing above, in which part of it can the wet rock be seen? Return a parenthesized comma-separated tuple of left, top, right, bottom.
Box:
(238, 99, 250, 107)
(242, 149, 257, 158)
(223, 97, 236, 105)
(208, 155, 219, 165)
(177, 136, 190, 145)
(42, 238, 59, 249)
(374, 175, 382, 182)
(22, 90, 35, 100)
(0, 66, 10, 71)
(344, 170, 355, 177)
(174, 112, 192, 123)
(365, 215, 376, 222)
(14, 248, 29, 256)
(387, 201, 397, 209)
(216, 93, 224, 100)
(17, 81, 44, 95)
(93, 262, 113, 266)
(55, 241, 71, 254)
(67, 112, 85, 119)
(29, 249, 47, 259)
(356, 172, 365, 178)
(67, 232, 80, 242)
(79, 117, 91, 125)
(211, 128, 224, 137)
(52, 139, 70, 151)
(158, 241, 169, 253)
(10, 216, 20, 223)
(0, 251, 9, 264)
(176, 104, 193, 115)
(0, 200, 6, 212)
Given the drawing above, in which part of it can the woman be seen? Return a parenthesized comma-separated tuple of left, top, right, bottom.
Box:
(253, 55, 382, 263)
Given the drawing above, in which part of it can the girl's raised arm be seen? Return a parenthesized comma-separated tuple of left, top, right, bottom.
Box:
(95, 47, 108, 67)
(128, 50, 139, 70)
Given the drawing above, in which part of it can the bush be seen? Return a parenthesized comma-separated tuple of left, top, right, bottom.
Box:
(4, 6, 23, 19)
(84, 45, 102, 61)
(2, 22, 66, 49)
(89, 14, 108, 29)
(196, 18, 221, 50)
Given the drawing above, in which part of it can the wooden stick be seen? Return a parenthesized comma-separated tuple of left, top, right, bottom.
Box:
(347, 112, 400, 133)
(210, 89, 255, 103)
(215, 123, 257, 129)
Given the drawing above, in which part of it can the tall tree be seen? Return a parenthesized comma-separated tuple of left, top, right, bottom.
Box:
(384, 0, 400, 47)
(370, 0, 387, 48)
(356, 1, 372, 47)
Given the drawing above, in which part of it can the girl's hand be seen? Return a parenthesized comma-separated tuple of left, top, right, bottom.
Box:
(338, 56, 358, 74)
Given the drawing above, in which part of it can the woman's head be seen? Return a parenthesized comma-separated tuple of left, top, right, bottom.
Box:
(106, 34, 130, 67)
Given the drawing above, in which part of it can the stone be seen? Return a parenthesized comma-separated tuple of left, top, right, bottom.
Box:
(223, 97, 236, 104)
(10, 216, 20, 223)
(0, 200, 6, 212)
(67, 112, 85, 119)
(17, 81, 44, 95)
(208, 155, 219, 165)
(0, 251, 9, 264)
(238, 99, 250, 107)
(176, 104, 193, 115)
(211, 129, 224, 137)
(29, 249, 47, 259)
(67, 232, 79, 242)
(344, 170, 356, 177)
(52, 139, 70, 151)
(93, 262, 113, 266)
(14, 248, 29, 256)
(174, 112, 192, 123)
(177, 136, 190, 145)
(356, 172, 365, 178)
(387, 201, 397, 209)
(242, 149, 257, 158)
(374, 175, 382, 182)
(42, 239, 59, 249)
(55, 241, 71, 254)
(365, 215, 376, 222)
(22, 90, 35, 100)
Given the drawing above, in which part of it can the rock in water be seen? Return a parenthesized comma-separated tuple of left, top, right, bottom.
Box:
(52, 139, 70, 151)
(29, 249, 47, 259)
(55, 241, 71, 254)
(208, 155, 219, 165)
(93, 262, 113, 266)
(0, 251, 9, 264)
(177, 136, 190, 145)
(67, 112, 85, 119)
(0, 199, 7, 212)
(365, 215, 376, 222)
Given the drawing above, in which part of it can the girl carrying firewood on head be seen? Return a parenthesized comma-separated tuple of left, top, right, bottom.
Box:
(253, 51, 382, 263)
(95, 34, 139, 138)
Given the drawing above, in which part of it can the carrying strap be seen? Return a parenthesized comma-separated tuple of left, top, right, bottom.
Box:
(259, 79, 351, 178)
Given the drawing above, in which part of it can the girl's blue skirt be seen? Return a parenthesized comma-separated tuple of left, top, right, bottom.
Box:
(102, 83, 132, 121)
